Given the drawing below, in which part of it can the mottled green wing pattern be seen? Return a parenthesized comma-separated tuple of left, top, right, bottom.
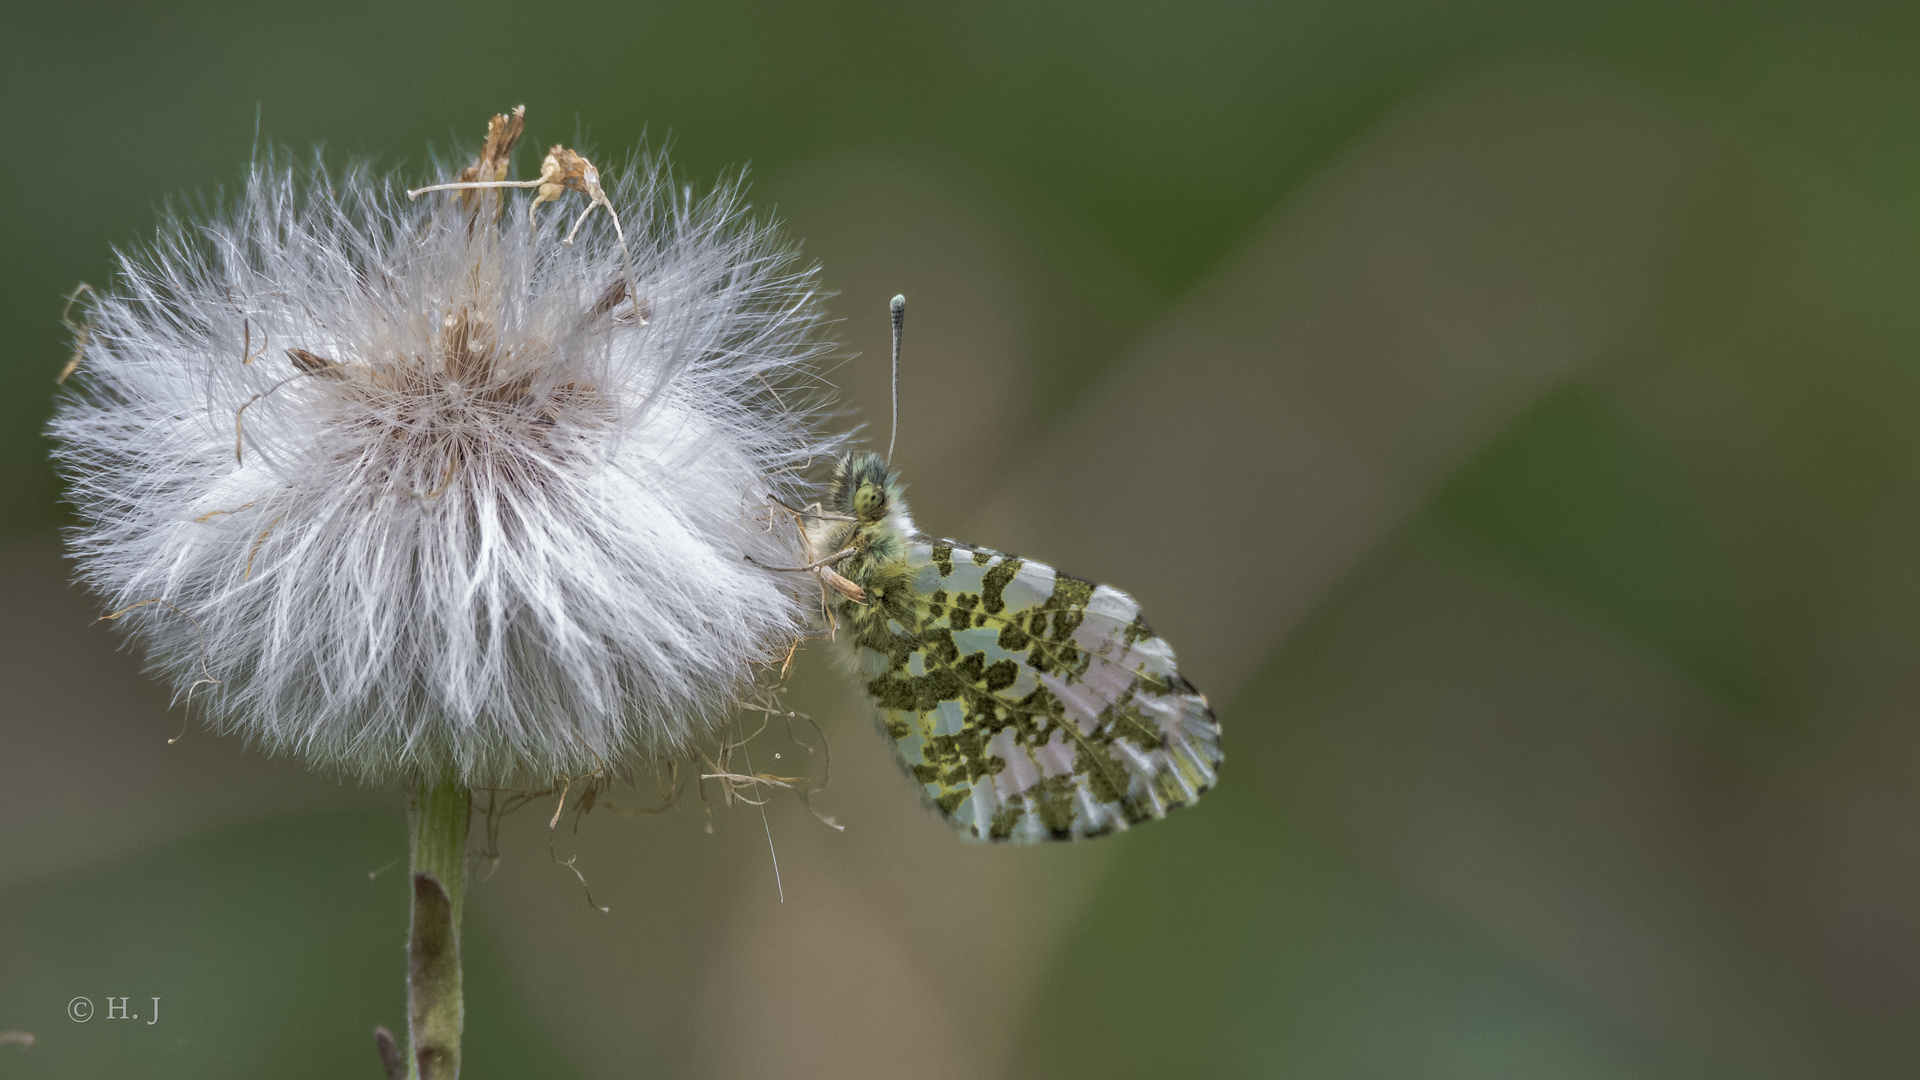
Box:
(853, 540, 1222, 842)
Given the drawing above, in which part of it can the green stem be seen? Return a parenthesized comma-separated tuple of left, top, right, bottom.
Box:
(406, 778, 470, 1080)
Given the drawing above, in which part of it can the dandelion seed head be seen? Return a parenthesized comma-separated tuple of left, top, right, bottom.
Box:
(50, 128, 840, 785)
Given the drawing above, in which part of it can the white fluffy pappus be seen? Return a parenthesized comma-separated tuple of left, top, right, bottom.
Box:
(50, 145, 841, 785)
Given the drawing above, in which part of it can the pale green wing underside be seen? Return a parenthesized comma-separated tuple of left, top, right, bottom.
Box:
(853, 540, 1222, 842)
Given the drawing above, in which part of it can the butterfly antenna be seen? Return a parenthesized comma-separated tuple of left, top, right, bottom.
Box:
(887, 294, 905, 464)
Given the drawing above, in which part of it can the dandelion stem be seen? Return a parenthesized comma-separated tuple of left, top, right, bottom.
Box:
(404, 778, 470, 1080)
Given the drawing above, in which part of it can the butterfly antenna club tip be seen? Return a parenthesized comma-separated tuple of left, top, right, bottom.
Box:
(887, 295, 905, 464)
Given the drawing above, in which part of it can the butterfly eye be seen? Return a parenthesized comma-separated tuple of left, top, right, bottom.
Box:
(853, 482, 886, 521)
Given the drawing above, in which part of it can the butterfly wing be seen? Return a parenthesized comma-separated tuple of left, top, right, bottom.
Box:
(853, 540, 1222, 841)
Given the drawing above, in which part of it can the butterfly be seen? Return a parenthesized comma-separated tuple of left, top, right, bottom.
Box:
(785, 451, 1223, 842)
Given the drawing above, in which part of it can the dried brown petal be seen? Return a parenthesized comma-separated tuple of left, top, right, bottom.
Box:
(286, 347, 343, 379)
(530, 146, 605, 215)
(455, 106, 526, 221)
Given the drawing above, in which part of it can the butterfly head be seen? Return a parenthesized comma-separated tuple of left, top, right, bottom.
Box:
(833, 452, 907, 526)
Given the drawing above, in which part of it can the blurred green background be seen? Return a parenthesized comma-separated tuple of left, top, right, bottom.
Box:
(9, 1, 1920, 1076)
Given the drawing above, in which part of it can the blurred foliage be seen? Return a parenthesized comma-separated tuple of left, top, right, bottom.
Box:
(1436, 388, 1764, 712)
(0, 812, 577, 1079)
(1012, 735, 1658, 1080)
